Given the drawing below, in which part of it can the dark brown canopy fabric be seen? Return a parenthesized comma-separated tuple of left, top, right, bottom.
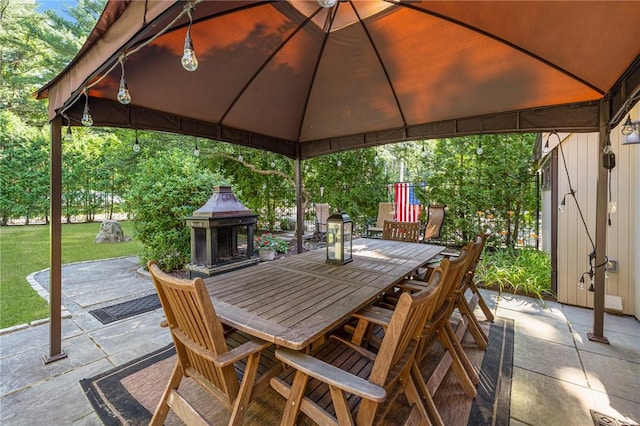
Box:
(38, 0, 640, 361)
(38, 0, 640, 159)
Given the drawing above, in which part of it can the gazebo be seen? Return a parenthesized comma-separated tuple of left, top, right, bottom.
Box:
(37, 0, 640, 362)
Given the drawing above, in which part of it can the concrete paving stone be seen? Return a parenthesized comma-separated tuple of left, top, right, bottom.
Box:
(497, 307, 575, 346)
(0, 358, 112, 426)
(495, 293, 567, 322)
(579, 350, 640, 404)
(71, 411, 104, 425)
(510, 367, 595, 426)
(563, 304, 640, 334)
(513, 333, 588, 388)
(87, 311, 173, 365)
(0, 319, 84, 360)
(590, 388, 640, 424)
(570, 322, 640, 364)
(0, 333, 107, 396)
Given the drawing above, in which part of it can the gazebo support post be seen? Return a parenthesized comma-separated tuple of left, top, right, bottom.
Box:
(588, 99, 610, 344)
(45, 116, 67, 363)
(295, 157, 304, 255)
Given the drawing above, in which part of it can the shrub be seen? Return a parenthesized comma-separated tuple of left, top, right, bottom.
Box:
(476, 248, 554, 302)
(126, 150, 225, 270)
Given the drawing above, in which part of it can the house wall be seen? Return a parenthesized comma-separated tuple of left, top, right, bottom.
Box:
(554, 104, 639, 318)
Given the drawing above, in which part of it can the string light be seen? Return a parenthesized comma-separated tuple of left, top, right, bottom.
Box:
(132, 129, 141, 152)
(117, 56, 131, 104)
(476, 141, 483, 155)
(63, 116, 72, 142)
(193, 138, 199, 157)
(181, 5, 198, 72)
(318, 0, 338, 7)
(81, 89, 93, 126)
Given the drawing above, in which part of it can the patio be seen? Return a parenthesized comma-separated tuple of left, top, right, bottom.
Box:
(1, 255, 638, 425)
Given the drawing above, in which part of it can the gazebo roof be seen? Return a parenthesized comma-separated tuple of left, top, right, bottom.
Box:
(37, 0, 640, 158)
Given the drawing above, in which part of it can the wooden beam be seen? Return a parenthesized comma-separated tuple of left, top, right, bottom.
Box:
(588, 100, 610, 344)
(45, 116, 67, 363)
(295, 157, 304, 255)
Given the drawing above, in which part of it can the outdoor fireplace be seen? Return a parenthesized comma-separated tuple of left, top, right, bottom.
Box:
(185, 186, 258, 278)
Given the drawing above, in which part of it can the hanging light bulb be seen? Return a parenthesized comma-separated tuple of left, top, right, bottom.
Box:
(317, 0, 338, 7)
(558, 195, 566, 212)
(81, 90, 93, 126)
(117, 57, 131, 104)
(337, 159, 342, 167)
(271, 161, 276, 168)
(578, 275, 585, 291)
(132, 129, 141, 152)
(63, 116, 72, 142)
(542, 138, 550, 154)
(193, 139, 199, 157)
(181, 7, 198, 72)
(476, 141, 483, 155)
(621, 115, 634, 136)
(238, 154, 243, 162)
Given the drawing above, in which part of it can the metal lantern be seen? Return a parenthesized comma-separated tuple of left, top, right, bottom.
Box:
(326, 211, 353, 265)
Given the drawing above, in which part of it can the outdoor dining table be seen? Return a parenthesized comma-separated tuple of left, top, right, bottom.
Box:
(204, 238, 444, 350)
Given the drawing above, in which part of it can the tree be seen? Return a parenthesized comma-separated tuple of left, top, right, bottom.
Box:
(425, 134, 537, 247)
(125, 149, 225, 270)
(0, 0, 104, 126)
(0, 110, 49, 224)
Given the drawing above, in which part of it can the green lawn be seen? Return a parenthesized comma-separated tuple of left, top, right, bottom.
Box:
(0, 221, 142, 329)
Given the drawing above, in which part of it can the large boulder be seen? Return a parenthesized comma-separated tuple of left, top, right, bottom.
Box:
(95, 220, 131, 243)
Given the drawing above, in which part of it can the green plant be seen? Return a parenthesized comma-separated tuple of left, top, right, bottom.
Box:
(125, 150, 224, 271)
(476, 248, 554, 302)
(254, 233, 289, 253)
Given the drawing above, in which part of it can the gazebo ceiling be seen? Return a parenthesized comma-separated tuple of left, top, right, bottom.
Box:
(38, 0, 640, 159)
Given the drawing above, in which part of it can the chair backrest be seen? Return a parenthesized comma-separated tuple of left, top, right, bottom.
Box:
(423, 204, 446, 240)
(315, 203, 330, 233)
(148, 261, 240, 405)
(464, 229, 491, 286)
(358, 266, 443, 424)
(375, 202, 395, 228)
(382, 220, 421, 243)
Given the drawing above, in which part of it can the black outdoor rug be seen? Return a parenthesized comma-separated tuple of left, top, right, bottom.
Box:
(89, 294, 161, 325)
(80, 318, 514, 425)
(468, 317, 514, 426)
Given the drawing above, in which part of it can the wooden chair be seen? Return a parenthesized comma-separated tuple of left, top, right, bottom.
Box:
(270, 277, 442, 426)
(461, 229, 495, 323)
(382, 219, 421, 243)
(422, 204, 446, 243)
(366, 202, 394, 238)
(314, 202, 330, 238)
(147, 261, 279, 426)
(353, 244, 479, 402)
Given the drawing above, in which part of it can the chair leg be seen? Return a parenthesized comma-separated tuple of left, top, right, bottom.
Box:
(438, 327, 477, 398)
(469, 281, 495, 322)
(444, 321, 479, 384)
(229, 352, 261, 426)
(409, 362, 443, 426)
(280, 370, 309, 426)
(150, 360, 185, 426)
(457, 298, 488, 349)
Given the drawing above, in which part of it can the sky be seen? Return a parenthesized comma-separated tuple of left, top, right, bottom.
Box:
(35, 0, 76, 15)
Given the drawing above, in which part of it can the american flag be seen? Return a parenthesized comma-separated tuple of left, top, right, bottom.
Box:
(394, 182, 421, 222)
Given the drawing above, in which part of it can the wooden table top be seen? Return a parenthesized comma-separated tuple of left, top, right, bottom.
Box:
(204, 238, 444, 350)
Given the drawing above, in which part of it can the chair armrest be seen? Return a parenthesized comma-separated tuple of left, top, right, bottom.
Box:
(352, 305, 393, 327)
(395, 279, 429, 293)
(215, 338, 272, 368)
(275, 348, 387, 402)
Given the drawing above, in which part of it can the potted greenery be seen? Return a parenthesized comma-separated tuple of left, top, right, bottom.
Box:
(255, 233, 289, 261)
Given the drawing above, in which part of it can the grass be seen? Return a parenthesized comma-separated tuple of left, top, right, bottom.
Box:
(0, 222, 142, 329)
(476, 247, 555, 302)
